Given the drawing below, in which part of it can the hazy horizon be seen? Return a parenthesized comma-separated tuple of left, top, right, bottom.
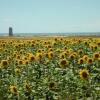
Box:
(0, 32, 100, 37)
(0, 0, 100, 33)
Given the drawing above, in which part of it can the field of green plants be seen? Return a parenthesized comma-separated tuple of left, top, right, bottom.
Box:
(0, 37, 100, 100)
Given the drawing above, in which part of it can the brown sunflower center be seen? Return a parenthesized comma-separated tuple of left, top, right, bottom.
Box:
(2, 61, 8, 66)
(82, 72, 88, 79)
(61, 60, 66, 65)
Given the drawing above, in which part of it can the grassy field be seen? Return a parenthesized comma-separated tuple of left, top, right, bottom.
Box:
(0, 36, 100, 100)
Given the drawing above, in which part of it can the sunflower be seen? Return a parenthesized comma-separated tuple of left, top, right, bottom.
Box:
(16, 55, 21, 59)
(69, 54, 76, 60)
(49, 82, 56, 90)
(15, 45, 18, 49)
(24, 60, 29, 65)
(66, 50, 70, 55)
(13, 53, 17, 57)
(93, 53, 99, 60)
(27, 53, 33, 57)
(73, 52, 77, 57)
(47, 45, 52, 48)
(97, 42, 100, 46)
(64, 46, 67, 50)
(19, 50, 24, 54)
(18, 60, 23, 65)
(64, 51, 68, 56)
(87, 58, 93, 64)
(60, 59, 69, 69)
(93, 45, 97, 50)
(44, 41, 47, 45)
(2, 43, 6, 47)
(78, 49, 83, 55)
(82, 55, 88, 61)
(84, 41, 88, 45)
(32, 40, 35, 44)
(1, 60, 8, 68)
(36, 53, 43, 60)
(48, 52, 54, 59)
(0, 48, 3, 52)
(29, 54, 36, 62)
(48, 48, 53, 52)
(90, 45, 94, 50)
(78, 58, 84, 64)
(4, 49, 8, 52)
(24, 57, 28, 60)
(31, 43, 34, 47)
(54, 38, 58, 41)
(24, 82, 31, 92)
(10, 86, 18, 95)
(15, 68, 21, 74)
(60, 38, 63, 41)
(60, 53, 65, 59)
(37, 49, 42, 53)
(79, 69, 89, 80)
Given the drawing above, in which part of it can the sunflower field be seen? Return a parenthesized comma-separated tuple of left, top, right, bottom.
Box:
(0, 37, 100, 100)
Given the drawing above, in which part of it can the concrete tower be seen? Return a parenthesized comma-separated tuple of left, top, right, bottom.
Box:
(9, 27, 13, 36)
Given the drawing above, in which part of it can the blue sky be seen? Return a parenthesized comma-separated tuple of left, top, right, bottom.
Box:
(0, 0, 100, 33)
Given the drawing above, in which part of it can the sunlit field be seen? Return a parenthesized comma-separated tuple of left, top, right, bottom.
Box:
(0, 36, 100, 100)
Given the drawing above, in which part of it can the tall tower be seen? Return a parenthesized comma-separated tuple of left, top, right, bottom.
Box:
(9, 27, 13, 36)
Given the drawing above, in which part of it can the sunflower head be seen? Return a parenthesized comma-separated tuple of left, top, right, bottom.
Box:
(15, 68, 21, 74)
(93, 53, 99, 60)
(47, 45, 52, 48)
(24, 82, 31, 92)
(18, 60, 23, 65)
(94, 45, 97, 50)
(1, 60, 8, 68)
(48, 52, 54, 59)
(78, 58, 84, 64)
(13, 53, 17, 57)
(60, 38, 63, 41)
(47, 48, 53, 53)
(2, 43, 6, 47)
(64, 46, 67, 50)
(24, 57, 27, 60)
(24, 60, 29, 65)
(16, 55, 21, 60)
(79, 69, 89, 80)
(78, 49, 83, 55)
(4, 49, 8, 52)
(60, 53, 65, 59)
(60, 59, 69, 69)
(69, 54, 76, 60)
(44, 41, 47, 45)
(63, 52, 68, 57)
(87, 58, 93, 64)
(97, 42, 100, 46)
(10, 86, 18, 95)
(49, 82, 56, 90)
(37, 49, 42, 53)
(82, 55, 88, 61)
(84, 41, 88, 45)
(36, 53, 43, 60)
(54, 38, 58, 41)
(29, 55, 36, 62)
